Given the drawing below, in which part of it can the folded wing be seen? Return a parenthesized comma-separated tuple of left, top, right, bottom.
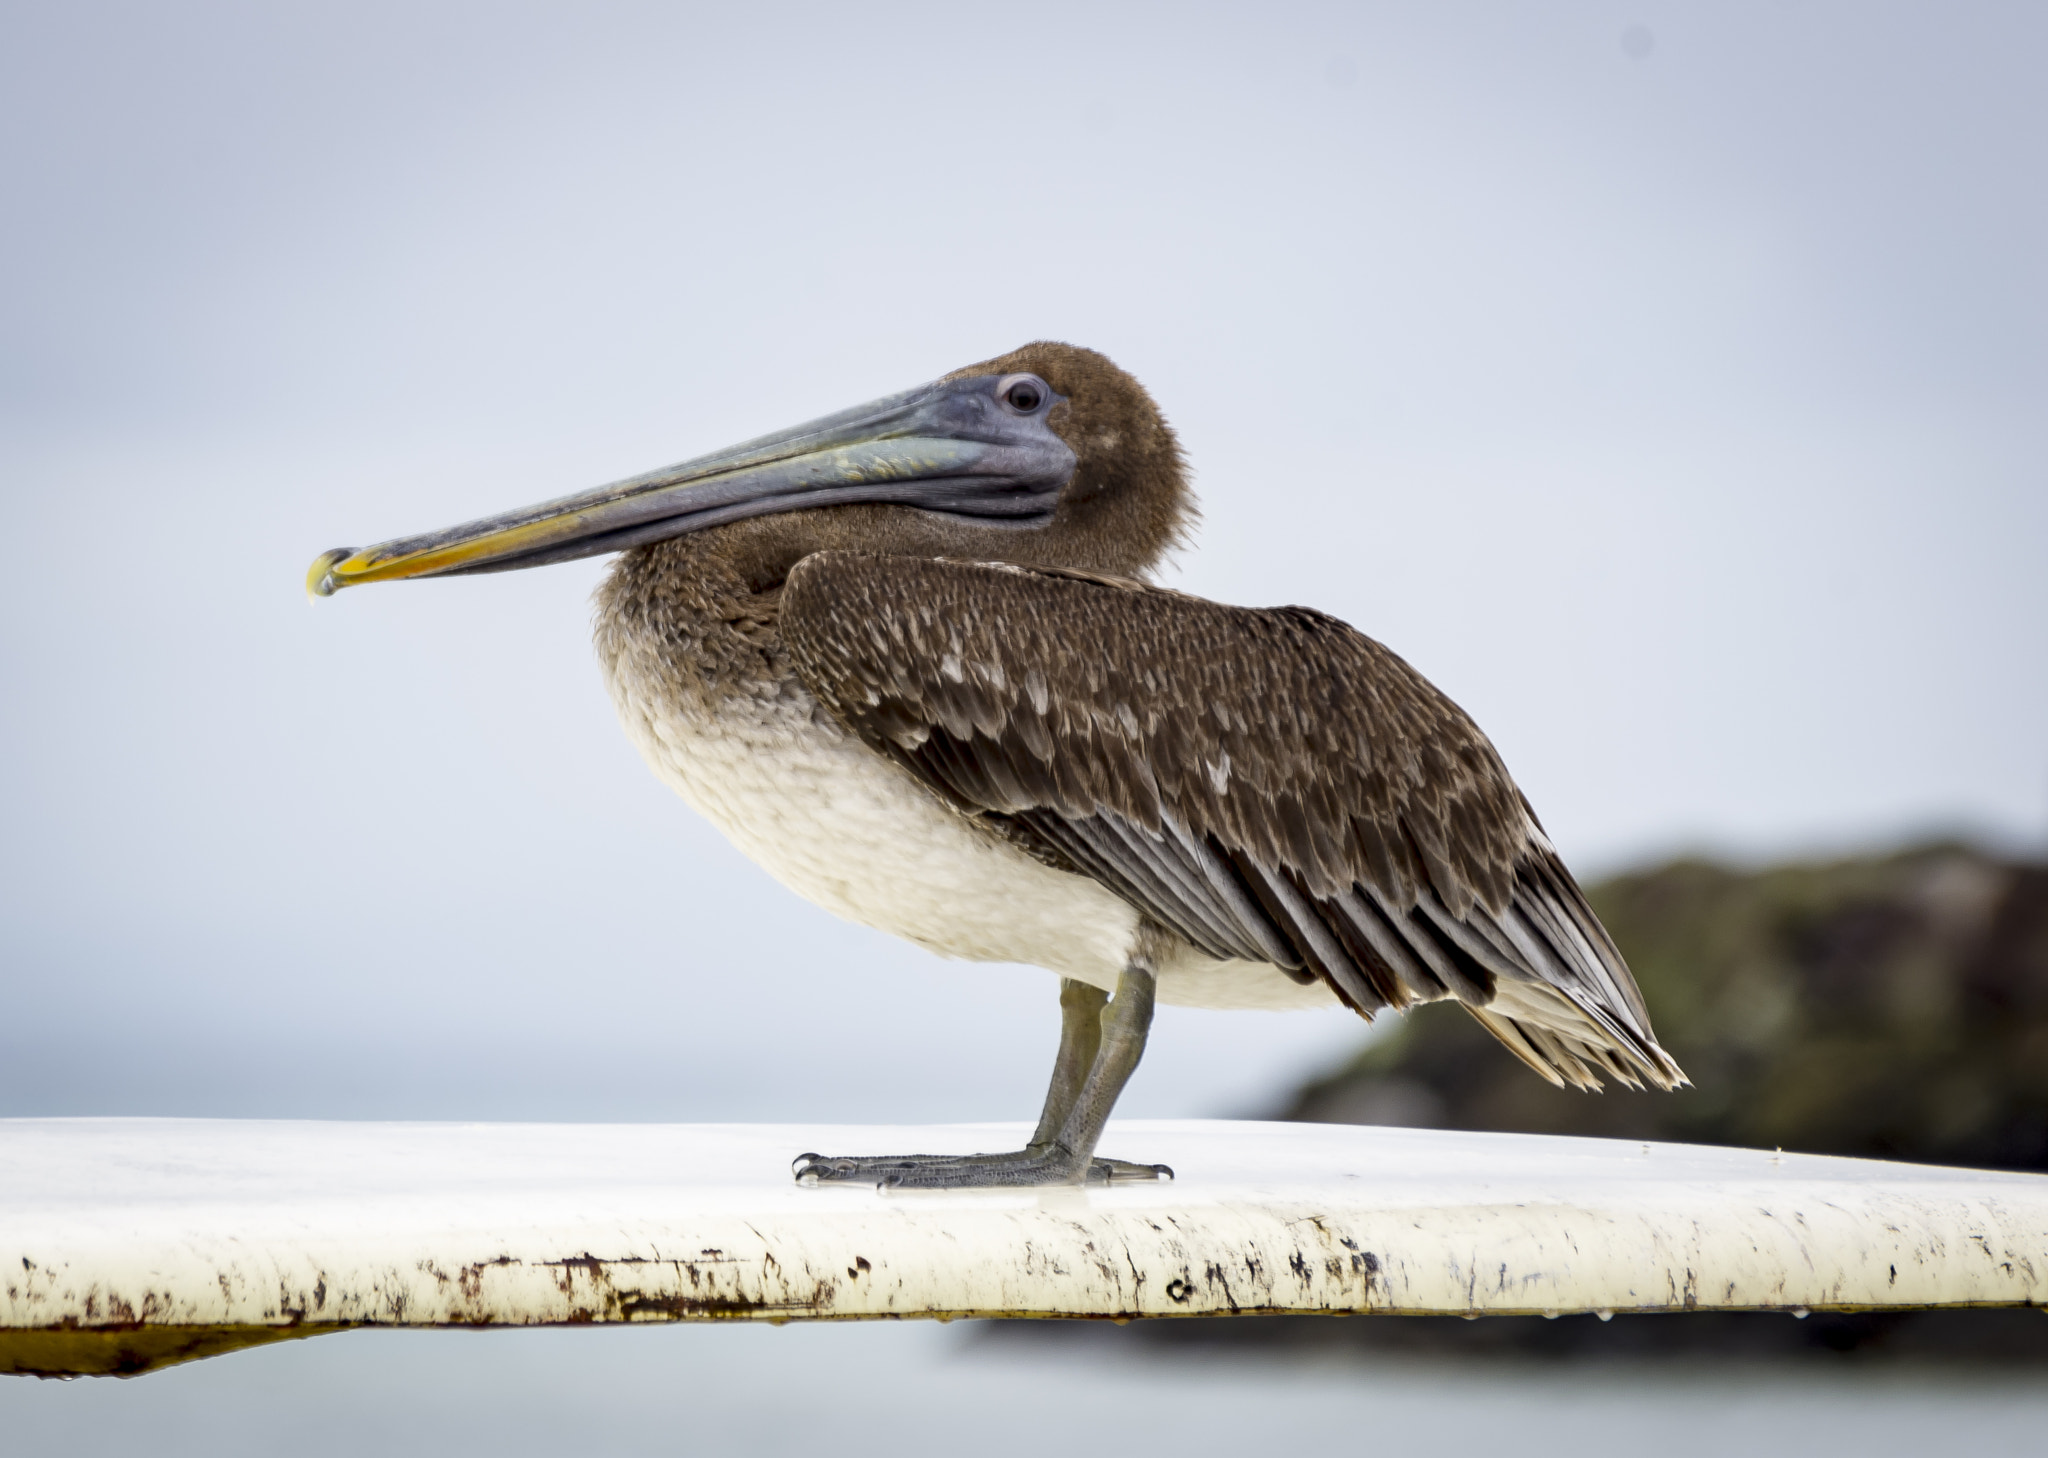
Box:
(781, 553, 1684, 1092)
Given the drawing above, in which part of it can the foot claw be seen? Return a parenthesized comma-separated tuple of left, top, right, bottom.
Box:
(792, 1153, 864, 1187)
(1086, 1158, 1175, 1184)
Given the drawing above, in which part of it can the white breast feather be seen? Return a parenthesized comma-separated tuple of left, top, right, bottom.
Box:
(604, 660, 1336, 1012)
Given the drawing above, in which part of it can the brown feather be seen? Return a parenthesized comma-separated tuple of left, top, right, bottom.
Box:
(780, 552, 1686, 1091)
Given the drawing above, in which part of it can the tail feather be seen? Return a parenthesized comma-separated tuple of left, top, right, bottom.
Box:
(1473, 978, 1688, 1092)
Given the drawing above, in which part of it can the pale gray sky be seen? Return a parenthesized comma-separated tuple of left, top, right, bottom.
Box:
(2, 1, 2043, 1122)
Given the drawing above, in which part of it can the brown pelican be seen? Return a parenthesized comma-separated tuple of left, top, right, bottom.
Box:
(308, 343, 1685, 1187)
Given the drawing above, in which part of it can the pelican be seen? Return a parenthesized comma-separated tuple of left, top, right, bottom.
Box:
(308, 342, 1684, 1187)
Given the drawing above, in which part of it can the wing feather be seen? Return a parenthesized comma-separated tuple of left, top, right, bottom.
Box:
(781, 553, 1684, 1091)
(1328, 887, 1447, 1004)
(1093, 816, 1249, 961)
(1159, 816, 1308, 976)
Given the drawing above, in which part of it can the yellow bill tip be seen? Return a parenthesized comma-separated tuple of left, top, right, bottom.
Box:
(305, 548, 354, 602)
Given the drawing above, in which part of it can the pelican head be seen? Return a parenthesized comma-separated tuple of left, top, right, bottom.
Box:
(308, 342, 1192, 599)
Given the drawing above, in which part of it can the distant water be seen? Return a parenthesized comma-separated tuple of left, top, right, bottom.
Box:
(5, 1322, 2046, 1456)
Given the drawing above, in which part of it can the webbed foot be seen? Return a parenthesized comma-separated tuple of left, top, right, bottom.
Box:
(792, 1149, 1172, 1189)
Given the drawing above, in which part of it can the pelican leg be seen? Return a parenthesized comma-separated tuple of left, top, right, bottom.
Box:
(1030, 977, 1109, 1148)
(793, 964, 1171, 1189)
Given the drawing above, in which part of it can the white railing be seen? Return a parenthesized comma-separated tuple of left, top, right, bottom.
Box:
(4, 1118, 2045, 1376)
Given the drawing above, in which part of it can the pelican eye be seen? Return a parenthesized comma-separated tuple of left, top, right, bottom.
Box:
(997, 375, 1047, 413)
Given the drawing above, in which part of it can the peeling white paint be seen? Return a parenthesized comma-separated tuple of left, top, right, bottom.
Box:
(2, 1120, 2042, 1343)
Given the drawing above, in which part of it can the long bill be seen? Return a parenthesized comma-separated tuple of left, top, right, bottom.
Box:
(306, 373, 1073, 598)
